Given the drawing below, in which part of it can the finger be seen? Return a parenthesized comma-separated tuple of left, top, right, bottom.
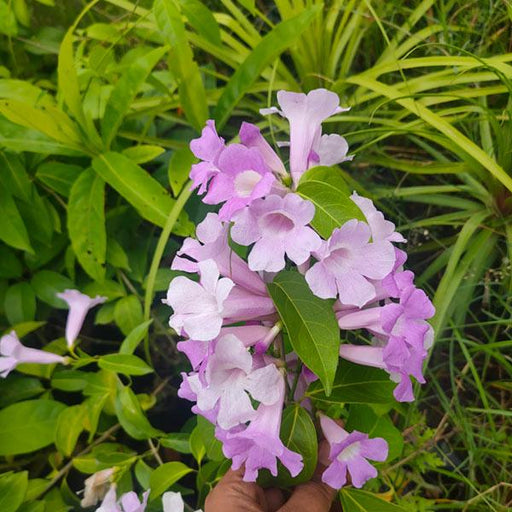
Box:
(277, 480, 336, 512)
(264, 487, 285, 512)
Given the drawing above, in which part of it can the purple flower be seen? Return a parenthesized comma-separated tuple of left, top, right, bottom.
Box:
(231, 193, 322, 272)
(189, 120, 225, 194)
(217, 375, 303, 482)
(320, 415, 388, 489)
(187, 334, 282, 429)
(239, 122, 287, 177)
(57, 289, 107, 348)
(305, 220, 396, 306)
(172, 213, 267, 295)
(164, 259, 235, 341)
(202, 144, 276, 221)
(350, 192, 406, 243)
(0, 331, 67, 378)
(262, 89, 350, 185)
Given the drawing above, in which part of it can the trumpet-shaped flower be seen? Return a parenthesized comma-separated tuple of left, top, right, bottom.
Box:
(189, 120, 225, 194)
(231, 193, 322, 272)
(262, 89, 350, 184)
(57, 289, 107, 348)
(172, 213, 267, 295)
(165, 259, 235, 341)
(320, 415, 388, 489)
(350, 192, 406, 243)
(305, 220, 395, 306)
(217, 374, 303, 482)
(188, 334, 282, 429)
(203, 144, 276, 221)
(0, 331, 67, 378)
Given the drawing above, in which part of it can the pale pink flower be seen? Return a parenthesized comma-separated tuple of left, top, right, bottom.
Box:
(82, 468, 115, 508)
(57, 289, 107, 348)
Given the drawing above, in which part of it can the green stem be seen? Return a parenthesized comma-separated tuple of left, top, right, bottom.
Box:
(142, 182, 193, 363)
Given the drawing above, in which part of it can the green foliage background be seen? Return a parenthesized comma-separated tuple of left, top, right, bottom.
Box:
(0, 0, 511, 510)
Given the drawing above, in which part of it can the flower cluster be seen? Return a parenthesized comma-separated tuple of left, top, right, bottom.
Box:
(165, 89, 435, 488)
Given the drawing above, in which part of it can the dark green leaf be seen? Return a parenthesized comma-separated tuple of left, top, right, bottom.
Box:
(35, 161, 83, 197)
(214, 6, 320, 128)
(297, 166, 365, 238)
(0, 245, 23, 279)
(68, 168, 106, 282)
(0, 186, 32, 253)
(0, 399, 66, 455)
(307, 360, 395, 405)
(168, 147, 196, 196)
(0, 1, 18, 36)
(99, 354, 153, 376)
(0, 376, 45, 408)
(30, 270, 74, 308)
(267, 271, 339, 395)
(0, 151, 31, 201)
(51, 370, 89, 392)
(149, 462, 193, 500)
(4, 282, 36, 324)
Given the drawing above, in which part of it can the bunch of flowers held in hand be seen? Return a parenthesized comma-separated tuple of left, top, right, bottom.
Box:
(165, 89, 435, 489)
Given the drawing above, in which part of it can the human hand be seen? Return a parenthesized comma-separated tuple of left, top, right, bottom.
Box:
(205, 445, 339, 512)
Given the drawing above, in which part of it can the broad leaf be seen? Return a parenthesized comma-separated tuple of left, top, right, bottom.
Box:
(55, 404, 86, 457)
(119, 320, 153, 355)
(160, 433, 192, 454)
(4, 282, 36, 324)
(267, 271, 339, 395)
(307, 360, 395, 405)
(68, 168, 106, 282)
(31, 270, 74, 308)
(149, 462, 193, 500)
(0, 186, 32, 253)
(115, 384, 161, 440)
(0, 471, 28, 512)
(340, 488, 406, 511)
(0, 376, 45, 408)
(35, 161, 83, 197)
(99, 354, 153, 376)
(0, 399, 66, 455)
(0, 151, 31, 201)
(297, 166, 365, 238)
(114, 295, 144, 336)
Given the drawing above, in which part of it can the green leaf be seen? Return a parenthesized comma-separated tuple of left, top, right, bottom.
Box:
(12, 0, 30, 27)
(214, 6, 320, 128)
(0, 376, 45, 408)
(307, 360, 396, 405)
(0, 186, 32, 252)
(196, 416, 224, 461)
(0, 471, 28, 512)
(134, 459, 153, 489)
(168, 147, 196, 196)
(4, 282, 36, 325)
(0, 1, 18, 36)
(73, 443, 136, 474)
(30, 270, 74, 308)
(160, 433, 192, 454)
(0, 151, 31, 201)
(346, 405, 403, 462)
(0, 245, 23, 279)
(102, 47, 167, 147)
(68, 168, 106, 282)
(99, 354, 153, 376)
(92, 152, 175, 228)
(55, 404, 86, 457)
(149, 462, 193, 500)
(115, 384, 161, 440)
(114, 295, 144, 335)
(297, 166, 365, 238)
(339, 488, 406, 512)
(119, 320, 153, 355)
(122, 145, 165, 164)
(154, 0, 208, 131)
(35, 161, 83, 197)
(267, 271, 340, 395)
(277, 405, 317, 486)
(0, 399, 66, 455)
(179, 0, 221, 46)
(51, 370, 89, 392)
(189, 426, 206, 464)
(106, 238, 131, 271)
